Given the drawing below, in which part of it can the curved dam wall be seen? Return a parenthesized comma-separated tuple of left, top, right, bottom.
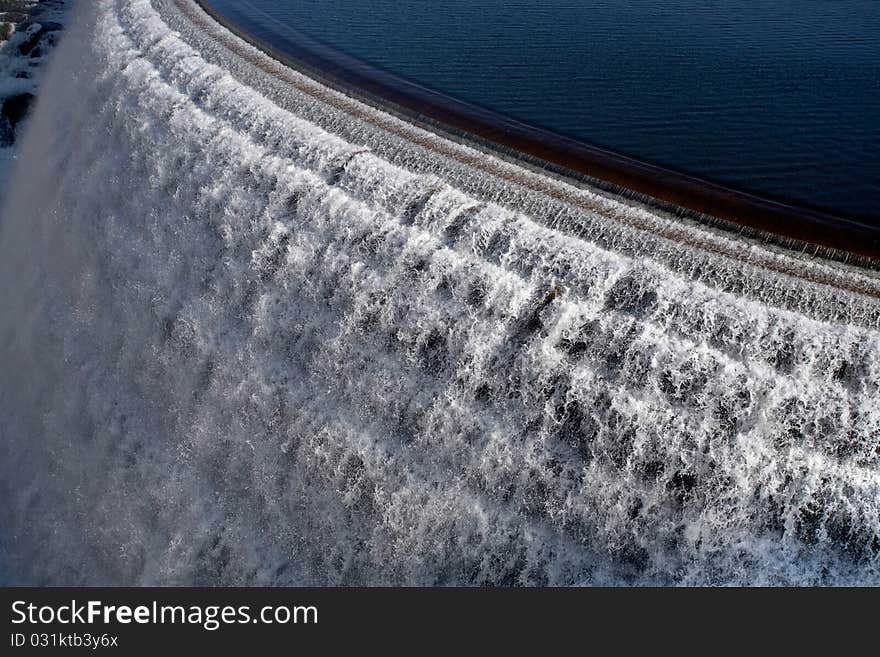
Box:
(0, 0, 879, 585)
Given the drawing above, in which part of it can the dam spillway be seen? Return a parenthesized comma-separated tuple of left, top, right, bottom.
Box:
(0, 0, 879, 585)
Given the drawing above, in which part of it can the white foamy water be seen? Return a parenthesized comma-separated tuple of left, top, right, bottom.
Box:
(0, 0, 878, 585)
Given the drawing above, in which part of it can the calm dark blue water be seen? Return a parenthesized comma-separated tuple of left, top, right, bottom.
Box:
(204, 0, 880, 222)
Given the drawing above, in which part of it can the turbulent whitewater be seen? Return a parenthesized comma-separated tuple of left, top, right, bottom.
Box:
(1, 0, 879, 585)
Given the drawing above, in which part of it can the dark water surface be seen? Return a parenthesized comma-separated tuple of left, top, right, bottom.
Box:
(203, 0, 880, 223)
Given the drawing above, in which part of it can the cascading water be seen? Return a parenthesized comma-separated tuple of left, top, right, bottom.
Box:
(0, 0, 878, 585)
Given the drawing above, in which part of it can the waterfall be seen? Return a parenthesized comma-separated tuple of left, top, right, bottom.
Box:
(0, 0, 878, 585)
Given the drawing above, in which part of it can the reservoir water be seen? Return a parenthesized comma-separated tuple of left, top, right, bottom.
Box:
(202, 0, 880, 224)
